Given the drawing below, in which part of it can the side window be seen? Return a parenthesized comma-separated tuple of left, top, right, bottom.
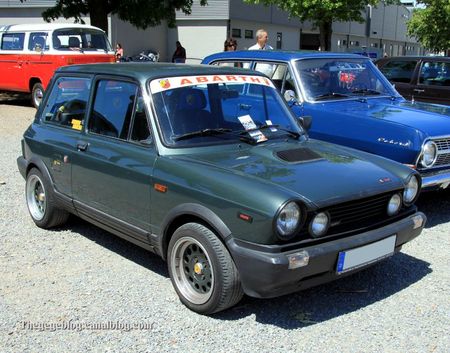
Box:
(214, 61, 251, 69)
(41, 77, 91, 131)
(88, 80, 137, 139)
(379, 60, 417, 83)
(419, 61, 450, 86)
(1, 33, 25, 50)
(28, 32, 49, 52)
(130, 94, 152, 144)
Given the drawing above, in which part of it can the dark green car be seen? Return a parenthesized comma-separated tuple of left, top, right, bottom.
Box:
(17, 63, 426, 314)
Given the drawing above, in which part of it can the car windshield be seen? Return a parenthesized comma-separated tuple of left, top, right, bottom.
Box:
(295, 58, 395, 101)
(150, 74, 303, 147)
(52, 28, 112, 52)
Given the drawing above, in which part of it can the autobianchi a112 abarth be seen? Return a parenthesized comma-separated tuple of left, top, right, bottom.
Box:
(17, 63, 426, 314)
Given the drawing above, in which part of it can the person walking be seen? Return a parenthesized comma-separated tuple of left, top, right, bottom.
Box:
(248, 29, 273, 50)
(172, 41, 186, 63)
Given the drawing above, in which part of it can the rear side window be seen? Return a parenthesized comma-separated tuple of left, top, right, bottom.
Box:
(88, 80, 138, 139)
(42, 77, 91, 131)
(379, 60, 417, 83)
(1, 33, 25, 50)
(419, 61, 450, 86)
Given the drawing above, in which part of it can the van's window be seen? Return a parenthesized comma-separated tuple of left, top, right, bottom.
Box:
(88, 80, 138, 139)
(1, 33, 25, 50)
(42, 77, 91, 131)
(28, 32, 49, 52)
(52, 28, 112, 52)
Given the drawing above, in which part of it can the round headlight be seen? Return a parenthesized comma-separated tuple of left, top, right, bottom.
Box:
(276, 202, 301, 238)
(387, 194, 402, 216)
(420, 141, 437, 168)
(404, 175, 419, 204)
(310, 212, 330, 238)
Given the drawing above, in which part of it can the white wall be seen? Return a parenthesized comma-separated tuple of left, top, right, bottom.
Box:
(110, 15, 167, 60)
(0, 7, 90, 26)
(168, 20, 228, 63)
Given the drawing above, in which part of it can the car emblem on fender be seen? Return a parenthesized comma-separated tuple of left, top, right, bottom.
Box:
(379, 177, 392, 183)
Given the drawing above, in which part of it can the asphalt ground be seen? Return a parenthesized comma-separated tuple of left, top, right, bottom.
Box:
(0, 95, 449, 352)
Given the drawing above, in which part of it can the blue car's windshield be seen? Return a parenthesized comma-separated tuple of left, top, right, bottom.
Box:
(295, 58, 395, 101)
(150, 74, 303, 147)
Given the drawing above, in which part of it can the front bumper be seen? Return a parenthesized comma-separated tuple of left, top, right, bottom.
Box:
(420, 169, 450, 189)
(227, 212, 426, 299)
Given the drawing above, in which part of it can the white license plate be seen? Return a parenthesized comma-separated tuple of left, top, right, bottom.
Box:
(336, 235, 396, 274)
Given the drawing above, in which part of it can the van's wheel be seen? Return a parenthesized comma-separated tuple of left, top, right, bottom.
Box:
(31, 83, 44, 108)
(26, 168, 69, 228)
(168, 223, 243, 314)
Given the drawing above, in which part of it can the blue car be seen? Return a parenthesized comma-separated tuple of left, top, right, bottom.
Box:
(202, 51, 450, 190)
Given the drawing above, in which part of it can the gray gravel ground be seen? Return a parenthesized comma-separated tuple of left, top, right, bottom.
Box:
(0, 96, 449, 353)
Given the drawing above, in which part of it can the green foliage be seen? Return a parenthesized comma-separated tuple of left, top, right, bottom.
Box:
(20, 0, 207, 33)
(407, 0, 450, 53)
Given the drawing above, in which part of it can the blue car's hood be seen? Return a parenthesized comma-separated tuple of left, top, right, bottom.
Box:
(318, 98, 450, 137)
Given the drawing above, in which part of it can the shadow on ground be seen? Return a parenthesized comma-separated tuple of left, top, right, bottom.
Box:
(416, 188, 450, 228)
(0, 93, 32, 107)
(58, 215, 431, 329)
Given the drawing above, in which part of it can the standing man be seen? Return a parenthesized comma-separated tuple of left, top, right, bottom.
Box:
(248, 29, 273, 50)
(172, 41, 186, 63)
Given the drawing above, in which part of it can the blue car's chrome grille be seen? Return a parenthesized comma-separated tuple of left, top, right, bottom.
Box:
(433, 137, 450, 167)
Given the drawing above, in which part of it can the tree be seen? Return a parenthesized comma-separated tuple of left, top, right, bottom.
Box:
(244, 0, 396, 51)
(407, 0, 450, 55)
(20, 0, 207, 34)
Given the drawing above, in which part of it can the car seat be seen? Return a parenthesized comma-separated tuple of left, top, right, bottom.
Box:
(172, 88, 212, 135)
(68, 37, 80, 48)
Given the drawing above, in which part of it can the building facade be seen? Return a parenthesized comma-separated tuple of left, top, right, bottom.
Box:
(0, 0, 423, 62)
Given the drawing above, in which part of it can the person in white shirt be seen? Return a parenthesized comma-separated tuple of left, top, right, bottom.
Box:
(248, 29, 273, 50)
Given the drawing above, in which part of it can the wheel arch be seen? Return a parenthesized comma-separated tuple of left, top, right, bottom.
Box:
(26, 157, 54, 186)
(159, 203, 232, 261)
(29, 77, 43, 92)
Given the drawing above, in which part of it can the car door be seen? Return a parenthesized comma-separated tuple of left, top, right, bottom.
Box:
(0, 32, 27, 91)
(71, 77, 155, 236)
(37, 75, 92, 197)
(412, 60, 450, 105)
(377, 59, 418, 100)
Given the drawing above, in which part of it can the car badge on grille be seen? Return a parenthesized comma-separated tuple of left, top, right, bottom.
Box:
(378, 177, 392, 183)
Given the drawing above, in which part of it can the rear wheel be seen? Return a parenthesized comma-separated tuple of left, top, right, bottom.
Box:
(26, 168, 69, 228)
(168, 223, 243, 314)
(31, 82, 44, 108)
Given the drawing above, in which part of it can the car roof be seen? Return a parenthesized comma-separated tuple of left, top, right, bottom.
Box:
(0, 23, 104, 33)
(377, 56, 450, 61)
(203, 50, 368, 62)
(56, 62, 266, 81)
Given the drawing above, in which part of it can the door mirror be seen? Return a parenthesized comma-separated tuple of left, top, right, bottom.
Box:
(297, 115, 312, 131)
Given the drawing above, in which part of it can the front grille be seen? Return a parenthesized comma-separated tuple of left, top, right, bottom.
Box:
(432, 137, 450, 167)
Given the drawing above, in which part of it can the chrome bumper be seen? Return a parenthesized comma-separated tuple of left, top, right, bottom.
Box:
(421, 170, 450, 189)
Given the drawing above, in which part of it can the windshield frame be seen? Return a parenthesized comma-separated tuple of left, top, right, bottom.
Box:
(293, 57, 400, 103)
(147, 74, 305, 149)
(52, 27, 113, 52)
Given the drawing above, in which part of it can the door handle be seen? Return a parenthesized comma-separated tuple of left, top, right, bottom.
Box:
(76, 141, 89, 151)
(414, 89, 425, 93)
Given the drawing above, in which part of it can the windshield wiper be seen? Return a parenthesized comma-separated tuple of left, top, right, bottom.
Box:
(351, 88, 382, 95)
(173, 128, 232, 141)
(314, 92, 349, 101)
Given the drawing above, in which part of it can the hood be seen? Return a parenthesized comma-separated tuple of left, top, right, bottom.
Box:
(175, 139, 406, 208)
(320, 98, 450, 137)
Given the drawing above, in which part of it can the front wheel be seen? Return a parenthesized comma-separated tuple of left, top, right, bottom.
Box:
(168, 223, 243, 314)
(31, 82, 44, 108)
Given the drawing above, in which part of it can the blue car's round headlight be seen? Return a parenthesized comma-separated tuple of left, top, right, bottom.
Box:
(420, 141, 437, 168)
(276, 202, 301, 239)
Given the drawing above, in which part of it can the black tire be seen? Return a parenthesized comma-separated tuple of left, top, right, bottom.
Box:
(31, 82, 44, 109)
(167, 223, 243, 314)
(25, 168, 69, 228)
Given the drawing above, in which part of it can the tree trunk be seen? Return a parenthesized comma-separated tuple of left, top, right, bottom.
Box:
(88, 0, 109, 34)
(319, 20, 333, 51)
